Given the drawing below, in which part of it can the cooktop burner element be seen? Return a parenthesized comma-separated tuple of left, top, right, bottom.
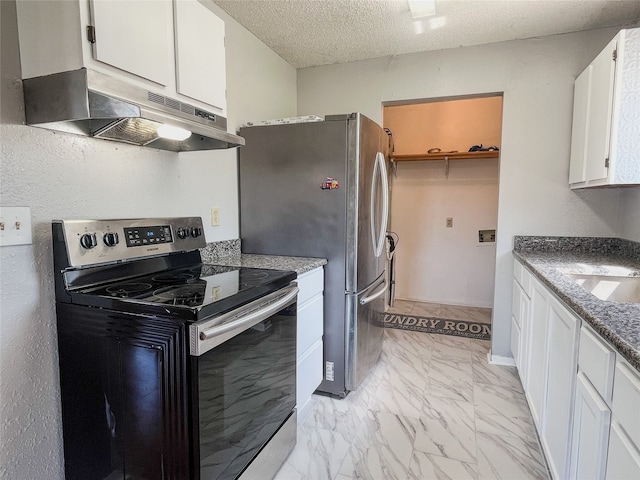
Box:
(71, 263, 296, 320)
(152, 285, 205, 306)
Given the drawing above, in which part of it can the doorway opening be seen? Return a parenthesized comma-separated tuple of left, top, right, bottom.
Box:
(382, 93, 503, 327)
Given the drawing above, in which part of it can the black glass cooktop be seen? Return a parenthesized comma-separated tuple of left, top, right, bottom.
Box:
(71, 264, 296, 321)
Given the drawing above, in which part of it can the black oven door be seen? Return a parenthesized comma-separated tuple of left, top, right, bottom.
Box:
(190, 284, 298, 480)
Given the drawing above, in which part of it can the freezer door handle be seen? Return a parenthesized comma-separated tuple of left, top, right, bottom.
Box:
(359, 273, 388, 305)
(370, 152, 389, 258)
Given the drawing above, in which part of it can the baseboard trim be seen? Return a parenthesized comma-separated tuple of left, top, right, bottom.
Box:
(488, 350, 516, 366)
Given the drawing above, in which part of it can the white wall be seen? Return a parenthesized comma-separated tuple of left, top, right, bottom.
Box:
(0, 0, 296, 477)
(619, 188, 640, 241)
(391, 158, 498, 307)
(297, 28, 628, 359)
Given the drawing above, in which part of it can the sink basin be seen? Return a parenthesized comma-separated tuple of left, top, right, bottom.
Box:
(565, 274, 640, 303)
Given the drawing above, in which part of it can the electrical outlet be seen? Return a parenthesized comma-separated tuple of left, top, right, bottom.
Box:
(211, 207, 220, 226)
(0, 206, 33, 246)
(446, 217, 453, 228)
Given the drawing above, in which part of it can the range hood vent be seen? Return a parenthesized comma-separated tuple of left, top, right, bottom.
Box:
(22, 68, 245, 152)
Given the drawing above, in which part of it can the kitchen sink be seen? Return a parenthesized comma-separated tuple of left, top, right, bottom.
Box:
(564, 274, 640, 303)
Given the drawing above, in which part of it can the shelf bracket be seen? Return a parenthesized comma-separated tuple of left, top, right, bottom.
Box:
(445, 155, 450, 179)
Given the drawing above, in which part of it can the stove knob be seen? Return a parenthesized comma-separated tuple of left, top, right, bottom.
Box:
(103, 232, 119, 247)
(190, 227, 202, 238)
(80, 233, 98, 249)
(176, 227, 188, 239)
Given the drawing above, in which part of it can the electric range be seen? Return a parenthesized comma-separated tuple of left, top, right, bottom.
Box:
(52, 217, 298, 480)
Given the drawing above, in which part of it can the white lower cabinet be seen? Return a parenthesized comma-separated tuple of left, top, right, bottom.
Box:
(606, 358, 640, 480)
(524, 276, 550, 429)
(570, 372, 611, 479)
(513, 257, 640, 480)
(569, 323, 616, 479)
(512, 260, 640, 480)
(296, 267, 324, 425)
(541, 296, 580, 480)
(606, 421, 640, 480)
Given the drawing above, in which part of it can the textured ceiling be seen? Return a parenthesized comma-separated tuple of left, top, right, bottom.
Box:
(213, 0, 640, 68)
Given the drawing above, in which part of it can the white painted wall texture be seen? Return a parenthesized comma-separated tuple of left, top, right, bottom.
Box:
(390, 158, 498, 307)
(296, 28, 640, 360)
(0, 1, 296, 477)
(384, 97, 502, 307)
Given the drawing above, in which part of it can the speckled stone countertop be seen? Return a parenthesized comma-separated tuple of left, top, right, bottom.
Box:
(208, 254, 326, 275)
(200, 240, 327, 275)
(513, 236, 640, 372)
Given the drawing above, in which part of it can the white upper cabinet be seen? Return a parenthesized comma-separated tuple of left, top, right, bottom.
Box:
(568, 65, 592, 185)
(89, 0, 173, 86)
(174, 0, 226, 110)
(16, 0, 227, 115)
(569, 28, 640, 188)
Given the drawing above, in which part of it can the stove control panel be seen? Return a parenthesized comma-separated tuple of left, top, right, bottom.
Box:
(124, 225, 172, 247)
(55, 217, 206, 267)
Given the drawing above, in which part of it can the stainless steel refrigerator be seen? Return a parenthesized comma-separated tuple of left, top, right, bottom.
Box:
(238, 113, 391, 398)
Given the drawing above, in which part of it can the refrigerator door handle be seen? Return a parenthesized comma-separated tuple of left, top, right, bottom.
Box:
(370, 152, 389, 258)
(359, 273, 388, 305)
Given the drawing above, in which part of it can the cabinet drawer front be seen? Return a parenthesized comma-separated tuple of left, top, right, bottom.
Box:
(297, 268, 324, 306)
(512, 279, 522, 327)
(297, 296, 324, 356)
(578, 324, 615, 404)
(612, 360, 640, 449)
(514, 260, 532, 296)
(606, 421, 640, 480)
(297, 340, 323, 406)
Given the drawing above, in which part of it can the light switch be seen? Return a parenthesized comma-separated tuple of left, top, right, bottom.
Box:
(0, 206, 33, 246)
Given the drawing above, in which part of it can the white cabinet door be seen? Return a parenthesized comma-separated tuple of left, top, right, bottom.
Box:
(512, 260, 532, 385)
(569, 65, 592, 185)
(570, 372, 611, 480)
(517, 286, 530, 383)
(90, 0, 173, 85)
(511, 315, 521, 367)
(174, 0, 227, 111)
(526, 277, 549, 429)
(295, 267, 324, 425)
(612, 360, 640, 449)
(585, 35, 618, 184)
(606, 422, 640, 480)
(569, 28, 640, 188)
(541, 296, 580, 480)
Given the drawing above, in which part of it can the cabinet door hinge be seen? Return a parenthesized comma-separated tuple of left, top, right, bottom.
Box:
(605, 157, 610, 168)
(87, 25, 96, 44)
(612, 49, 617, 61)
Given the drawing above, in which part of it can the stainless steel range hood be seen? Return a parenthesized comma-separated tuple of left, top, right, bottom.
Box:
(22, 68, 245, 152)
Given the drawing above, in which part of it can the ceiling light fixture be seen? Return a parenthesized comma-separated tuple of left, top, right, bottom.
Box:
(408, 0, 436, 19)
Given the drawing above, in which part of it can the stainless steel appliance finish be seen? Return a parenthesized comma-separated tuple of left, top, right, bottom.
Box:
(52, 217, 297, 479)
(56, 216, 205, 267)
(22, 68, 245, 151)
(239, 113, 391, 397)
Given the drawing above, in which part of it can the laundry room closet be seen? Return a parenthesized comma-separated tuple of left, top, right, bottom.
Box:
(384, 95, 503, 310)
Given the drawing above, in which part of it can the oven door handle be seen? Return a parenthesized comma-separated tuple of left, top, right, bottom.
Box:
(191, 285, 299, 356)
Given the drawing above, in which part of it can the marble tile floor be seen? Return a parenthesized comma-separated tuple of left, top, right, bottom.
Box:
(274, 301, 549, 480)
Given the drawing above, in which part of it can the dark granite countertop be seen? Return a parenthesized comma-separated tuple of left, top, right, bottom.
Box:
(206, 253, 327, 275)
(199, 240, 327, 275)
(513, 236, 640, 372)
